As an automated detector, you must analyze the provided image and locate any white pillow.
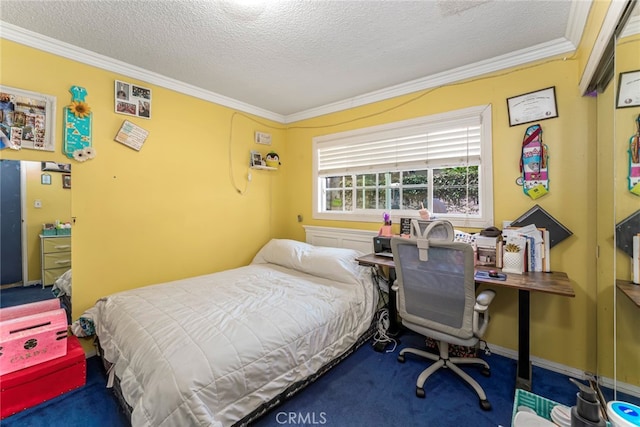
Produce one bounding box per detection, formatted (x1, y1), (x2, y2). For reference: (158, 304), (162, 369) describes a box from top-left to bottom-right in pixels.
(252, 239), (364, 285)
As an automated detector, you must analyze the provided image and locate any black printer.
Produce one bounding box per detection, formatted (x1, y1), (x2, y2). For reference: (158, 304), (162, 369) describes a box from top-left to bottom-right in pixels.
(373, 236), (393, 257)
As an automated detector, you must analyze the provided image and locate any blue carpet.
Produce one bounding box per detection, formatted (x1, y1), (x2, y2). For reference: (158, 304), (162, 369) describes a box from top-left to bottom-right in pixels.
(0, 285), (56, 308)
(2, 331), (638, 427)
(2, 357), (129, 427)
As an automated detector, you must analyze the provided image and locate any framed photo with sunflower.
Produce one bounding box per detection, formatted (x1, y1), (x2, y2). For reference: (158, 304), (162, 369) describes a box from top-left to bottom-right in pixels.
(114, 80), (151, 119)
(62, 174), (71, 189)
(0, 85), (57, 151)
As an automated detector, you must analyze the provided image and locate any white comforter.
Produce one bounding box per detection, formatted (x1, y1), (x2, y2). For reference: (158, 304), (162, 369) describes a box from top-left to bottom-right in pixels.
(94, 240), (377, 427)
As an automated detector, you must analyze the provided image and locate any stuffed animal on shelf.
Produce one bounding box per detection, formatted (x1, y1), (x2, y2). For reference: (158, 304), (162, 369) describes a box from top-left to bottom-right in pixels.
(265, 151), (280, 168)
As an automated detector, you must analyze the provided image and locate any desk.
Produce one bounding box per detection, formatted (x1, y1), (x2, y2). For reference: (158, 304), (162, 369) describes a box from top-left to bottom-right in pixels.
(617, 279), (640, 308)
(356, 253), (575, 391)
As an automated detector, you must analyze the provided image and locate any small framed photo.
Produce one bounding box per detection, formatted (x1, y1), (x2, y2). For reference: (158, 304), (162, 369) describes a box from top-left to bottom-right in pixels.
(506, 86), (558, 127)
(114, 80), (151, 119)
(41, 173), (51, 185)
(250, 150), (264, 167)
(62, 174), (71, 189)
(616, 70), (640, 108)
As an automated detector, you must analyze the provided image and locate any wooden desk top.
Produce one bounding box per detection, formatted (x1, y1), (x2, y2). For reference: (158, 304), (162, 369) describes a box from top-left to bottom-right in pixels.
(356, 253), (575, 298)
(617, 279), (640, 308)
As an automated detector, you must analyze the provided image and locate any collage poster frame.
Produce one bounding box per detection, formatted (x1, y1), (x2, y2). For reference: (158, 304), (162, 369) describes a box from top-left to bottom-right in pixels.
(0, 85), (57, 151)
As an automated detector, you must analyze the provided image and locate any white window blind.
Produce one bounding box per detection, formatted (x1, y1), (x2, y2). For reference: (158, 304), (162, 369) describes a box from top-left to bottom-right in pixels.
(317, 117), (481, 175)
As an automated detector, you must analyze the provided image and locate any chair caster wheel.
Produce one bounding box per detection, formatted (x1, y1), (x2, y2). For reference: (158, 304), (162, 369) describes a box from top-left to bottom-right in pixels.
(480, 399), (491, 411)
(397, 354), (405, 363)
(416, 387), (425, 398)
(481, 367), (491, 377)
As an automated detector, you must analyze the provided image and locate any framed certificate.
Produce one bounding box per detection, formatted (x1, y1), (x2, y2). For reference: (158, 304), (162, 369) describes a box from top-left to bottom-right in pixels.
(616, 70), (640, 108)
(506, 86), (558, 127)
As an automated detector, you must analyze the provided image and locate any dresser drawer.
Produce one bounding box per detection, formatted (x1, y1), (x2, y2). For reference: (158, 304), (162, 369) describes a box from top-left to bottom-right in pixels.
(43, 252), (71, 270)
(42, 237), (71, 254)
(43, 267), (69, 287)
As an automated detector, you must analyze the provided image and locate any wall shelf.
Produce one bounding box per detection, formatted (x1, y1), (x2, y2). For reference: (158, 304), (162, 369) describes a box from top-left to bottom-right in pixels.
(250, 165), (277, 171)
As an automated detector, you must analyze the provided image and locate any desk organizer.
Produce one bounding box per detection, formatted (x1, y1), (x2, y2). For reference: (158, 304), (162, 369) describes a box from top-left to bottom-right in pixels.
(512, 389), (611, 427)
(512, 389), (561, 425)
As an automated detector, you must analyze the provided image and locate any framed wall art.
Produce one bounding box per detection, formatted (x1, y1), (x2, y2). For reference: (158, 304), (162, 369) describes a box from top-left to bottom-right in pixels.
(506, 86), (558, 127)
(250, 151), (264, 167)
(62, 174), (71, 189)
(114, 80), (151, 119)
(616, 70), (640, 108)
(0, 85), (56, 151)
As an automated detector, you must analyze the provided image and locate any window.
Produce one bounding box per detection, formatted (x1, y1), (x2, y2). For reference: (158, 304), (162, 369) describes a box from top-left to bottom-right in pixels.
(312, 105), (493, 228)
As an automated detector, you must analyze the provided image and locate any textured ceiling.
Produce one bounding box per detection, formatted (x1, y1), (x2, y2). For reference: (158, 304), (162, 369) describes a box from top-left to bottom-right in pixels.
(0, 0), (579, 120)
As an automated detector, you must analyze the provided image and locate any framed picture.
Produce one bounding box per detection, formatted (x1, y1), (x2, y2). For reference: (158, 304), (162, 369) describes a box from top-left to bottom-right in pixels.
(62, 174), (71, 189)
(506, 86), (558, 127)
(41, 161), (71, 173)
(0, 85), (57, 151)
(616, 70), (640, 108)
(115, 80), (151, 119)
(41, 173), (51, 185)
(250, 150), (264, 167)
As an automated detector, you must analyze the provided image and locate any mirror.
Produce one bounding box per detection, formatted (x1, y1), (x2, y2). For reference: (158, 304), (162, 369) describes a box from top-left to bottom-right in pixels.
(0, 160), (71, 317)
(614, 0), (640, 402)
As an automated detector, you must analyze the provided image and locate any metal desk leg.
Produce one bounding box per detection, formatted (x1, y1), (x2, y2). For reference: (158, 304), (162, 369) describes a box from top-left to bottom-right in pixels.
(516, 289), (532, 391)
(387, 268), (401, 336)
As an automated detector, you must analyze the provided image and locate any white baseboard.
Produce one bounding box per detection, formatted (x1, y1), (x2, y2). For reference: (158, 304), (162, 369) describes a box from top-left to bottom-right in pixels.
(484, 342), (640, 399)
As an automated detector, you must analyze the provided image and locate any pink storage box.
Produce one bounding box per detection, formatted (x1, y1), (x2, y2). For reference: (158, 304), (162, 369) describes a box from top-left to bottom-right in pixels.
(0, 300), (68, 375)
(0, 299), (61, 322)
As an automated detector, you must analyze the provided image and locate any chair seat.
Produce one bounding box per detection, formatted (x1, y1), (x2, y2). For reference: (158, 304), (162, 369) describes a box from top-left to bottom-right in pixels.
(402, 319), (478, 348)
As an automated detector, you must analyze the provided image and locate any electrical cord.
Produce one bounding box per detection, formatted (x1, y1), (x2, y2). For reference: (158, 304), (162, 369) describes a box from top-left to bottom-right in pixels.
(372, 308), (397, 353)
(370, 267), (389, 307)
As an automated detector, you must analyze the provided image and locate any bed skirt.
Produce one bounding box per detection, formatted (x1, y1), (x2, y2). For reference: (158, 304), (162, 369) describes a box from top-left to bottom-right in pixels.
(93, 318), (377, 426)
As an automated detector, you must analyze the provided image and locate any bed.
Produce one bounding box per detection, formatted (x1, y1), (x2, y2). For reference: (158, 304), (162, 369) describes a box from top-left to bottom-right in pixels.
(92, 239), (378, 427)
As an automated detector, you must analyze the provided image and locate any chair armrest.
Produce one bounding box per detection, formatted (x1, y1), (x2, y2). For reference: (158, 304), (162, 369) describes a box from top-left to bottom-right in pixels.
(473, 290), (496, 337)
(474, 290), (496, 312)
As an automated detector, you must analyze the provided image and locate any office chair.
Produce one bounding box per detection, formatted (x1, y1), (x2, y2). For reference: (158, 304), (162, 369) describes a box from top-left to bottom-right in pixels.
(391, 237), (496, 410)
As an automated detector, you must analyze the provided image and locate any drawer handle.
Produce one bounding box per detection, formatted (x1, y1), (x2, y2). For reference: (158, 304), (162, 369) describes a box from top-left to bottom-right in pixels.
(55, 260), (71, 264)
(54, 245), (71, 249)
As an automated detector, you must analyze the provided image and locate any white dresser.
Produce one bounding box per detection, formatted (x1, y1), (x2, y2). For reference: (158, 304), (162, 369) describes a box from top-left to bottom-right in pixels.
(40, 235), (71, 288)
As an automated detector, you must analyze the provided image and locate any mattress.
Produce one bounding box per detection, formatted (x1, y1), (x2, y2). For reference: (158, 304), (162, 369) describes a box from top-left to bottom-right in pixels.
(93, 239), (377, 427)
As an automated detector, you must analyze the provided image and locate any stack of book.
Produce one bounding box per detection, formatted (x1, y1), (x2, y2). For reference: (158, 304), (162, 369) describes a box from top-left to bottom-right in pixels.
(502, 224), (551, 273)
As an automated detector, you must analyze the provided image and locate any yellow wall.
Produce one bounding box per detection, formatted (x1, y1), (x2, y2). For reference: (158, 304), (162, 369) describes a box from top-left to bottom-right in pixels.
(614, 32), (640, 387)
(0, 40), (287, 319)
(24, 161), (72, 281)
(0, 0), (634, 384)
(282, 57), (599, 373)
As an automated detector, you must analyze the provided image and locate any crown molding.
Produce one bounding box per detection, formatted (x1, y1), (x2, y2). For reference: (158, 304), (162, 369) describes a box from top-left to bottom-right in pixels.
(1, 20), (577, 125)
(0, 21), (286, 123)
(578, 0), (629, 95)
(620, 14), (640, 38)
(566, 0), (593, 47)
(284, 38), (576, 124)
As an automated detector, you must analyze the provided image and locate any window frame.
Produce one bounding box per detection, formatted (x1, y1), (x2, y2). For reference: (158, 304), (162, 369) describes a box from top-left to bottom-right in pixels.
(312, 105), (494, 229)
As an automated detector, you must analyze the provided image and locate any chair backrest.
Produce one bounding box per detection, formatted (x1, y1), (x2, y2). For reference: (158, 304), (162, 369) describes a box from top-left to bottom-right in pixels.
(391, 237), (476, 339)
(410, 219), (454, 242)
